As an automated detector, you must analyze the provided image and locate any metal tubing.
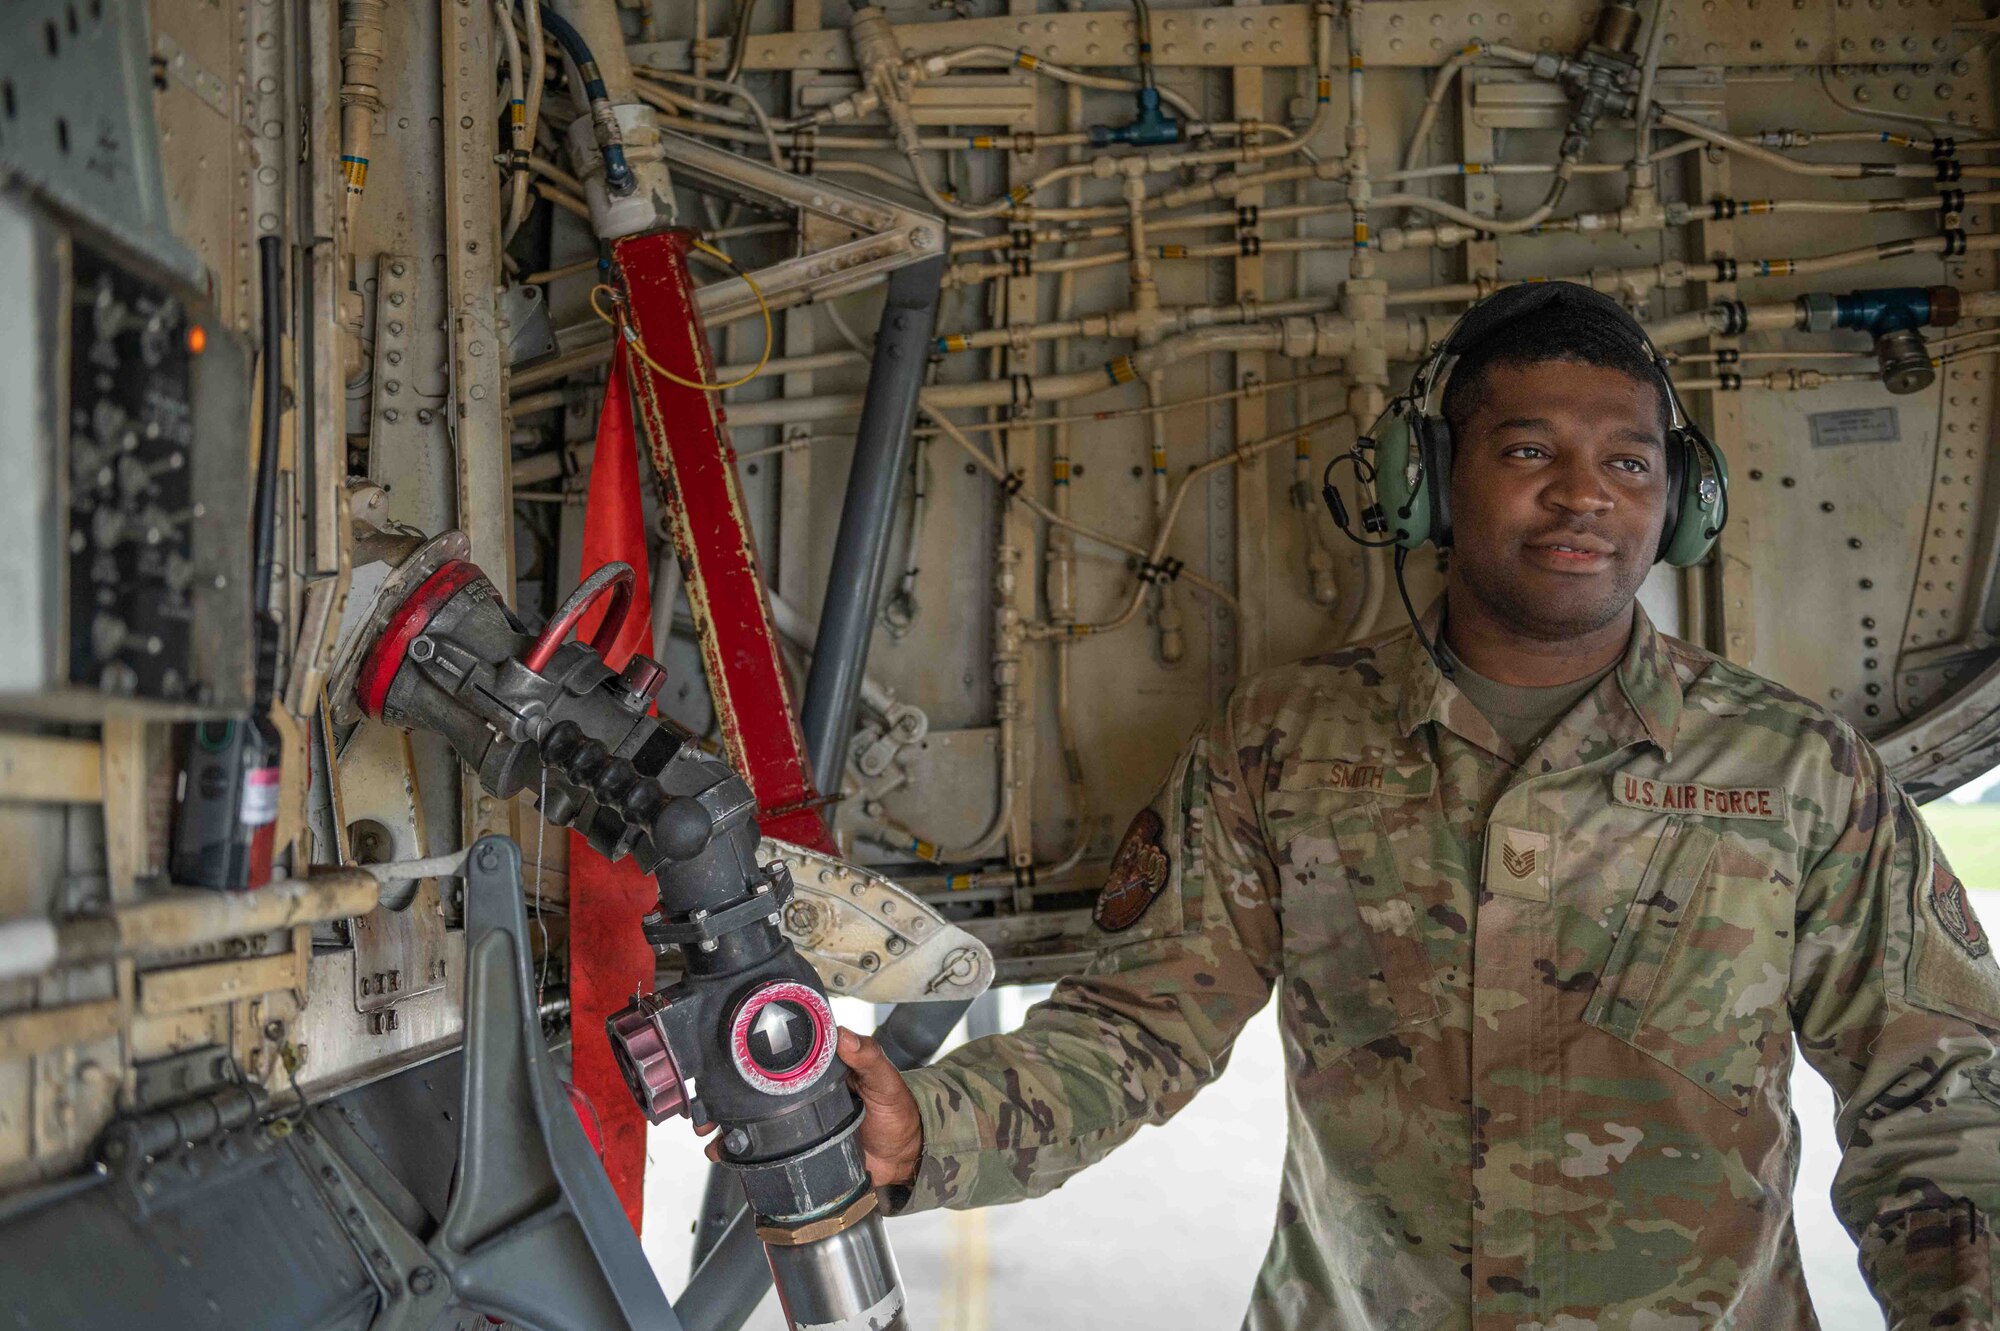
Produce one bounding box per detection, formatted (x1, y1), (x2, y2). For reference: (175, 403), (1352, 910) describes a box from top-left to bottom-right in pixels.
(0, 871), (381, 981)
(764, 1214), (906, 1331)
(798, 256), (946, 797)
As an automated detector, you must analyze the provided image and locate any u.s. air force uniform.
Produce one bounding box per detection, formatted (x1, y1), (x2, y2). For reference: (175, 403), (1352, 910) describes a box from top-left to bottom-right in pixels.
(889, 604), (2000, 1330)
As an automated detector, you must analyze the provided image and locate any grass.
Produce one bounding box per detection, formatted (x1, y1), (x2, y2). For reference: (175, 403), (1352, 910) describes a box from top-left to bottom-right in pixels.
(1919, 802), (2000, 892)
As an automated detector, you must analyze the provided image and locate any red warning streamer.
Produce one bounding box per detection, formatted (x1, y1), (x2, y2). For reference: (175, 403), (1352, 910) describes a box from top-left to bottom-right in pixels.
(567, 347), (661, 1234)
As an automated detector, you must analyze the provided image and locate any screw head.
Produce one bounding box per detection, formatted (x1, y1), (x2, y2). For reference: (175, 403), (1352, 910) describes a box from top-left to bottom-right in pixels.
(408, 1267), (438, 1296)
(724, 1129), (751, 1155)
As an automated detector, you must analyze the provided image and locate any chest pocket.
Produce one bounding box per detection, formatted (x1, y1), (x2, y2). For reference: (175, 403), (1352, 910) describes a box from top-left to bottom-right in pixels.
(1275, 765), (1442, 1068)
(1581, 818), (1792, 1113)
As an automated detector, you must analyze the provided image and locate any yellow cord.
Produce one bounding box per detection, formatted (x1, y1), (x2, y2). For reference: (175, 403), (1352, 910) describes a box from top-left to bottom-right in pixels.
(593, 238), (773, 392)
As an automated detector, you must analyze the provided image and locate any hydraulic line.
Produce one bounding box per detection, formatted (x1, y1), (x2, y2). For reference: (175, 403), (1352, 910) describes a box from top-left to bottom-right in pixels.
(538, 5), (636, 195)
(1629, 0), (1671, 184)
(722, 0), (759, 83)
(521, 0), (546, 176)
(872, 3), (1335, 221)
(337, 0), (385, 235)
(1371, 166), (1579, 235)
(1657, 110), (2000, 179)
(495, 0), (530, 240)
(251, 236), (286, 705)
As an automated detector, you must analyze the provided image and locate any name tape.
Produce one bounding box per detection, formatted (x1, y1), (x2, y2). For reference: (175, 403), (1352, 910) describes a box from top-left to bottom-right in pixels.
(1612, 774), (1785, 821)
(1282, 759), (1435, 797)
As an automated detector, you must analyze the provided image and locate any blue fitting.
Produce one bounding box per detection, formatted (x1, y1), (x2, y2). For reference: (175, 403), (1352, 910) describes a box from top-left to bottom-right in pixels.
(1088, 87), (1182, 148)
(603, 143), (637, 197)
(1832, 287), (1934, 335)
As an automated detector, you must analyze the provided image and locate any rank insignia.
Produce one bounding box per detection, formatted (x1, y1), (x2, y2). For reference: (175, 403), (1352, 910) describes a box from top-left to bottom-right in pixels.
(1093, 809), (1170, 933)
(1930, 863), (1990, 959)
(1482, 824), (1551, 902)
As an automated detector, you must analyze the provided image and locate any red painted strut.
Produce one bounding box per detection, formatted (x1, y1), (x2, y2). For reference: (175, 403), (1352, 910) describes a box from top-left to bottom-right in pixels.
(611, 228), (835, 854)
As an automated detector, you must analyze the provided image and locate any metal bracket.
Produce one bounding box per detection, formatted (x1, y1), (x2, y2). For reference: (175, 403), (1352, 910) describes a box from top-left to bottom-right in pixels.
(290, 1118), (454, 1331)
(337, 725), (449, 1012)
(658, 129), (946, 327)
(765, 838), (994, 1004)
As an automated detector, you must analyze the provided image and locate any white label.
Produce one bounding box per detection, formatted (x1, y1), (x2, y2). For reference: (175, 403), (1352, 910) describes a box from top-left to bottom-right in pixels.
(1809, 407), (1899, 447)
(240, 767), (281, 826)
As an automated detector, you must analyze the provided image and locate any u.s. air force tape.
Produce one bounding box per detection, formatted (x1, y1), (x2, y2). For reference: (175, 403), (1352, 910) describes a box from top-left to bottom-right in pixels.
(1611, 773), (1785, 821)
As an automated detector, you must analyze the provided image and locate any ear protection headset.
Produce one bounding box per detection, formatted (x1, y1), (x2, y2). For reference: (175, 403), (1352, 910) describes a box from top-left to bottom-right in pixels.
(1328, 281), (1730, 568)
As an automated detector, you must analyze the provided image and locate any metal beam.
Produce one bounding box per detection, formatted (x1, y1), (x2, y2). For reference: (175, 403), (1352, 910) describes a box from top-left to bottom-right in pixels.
(799, 257), (946, 797)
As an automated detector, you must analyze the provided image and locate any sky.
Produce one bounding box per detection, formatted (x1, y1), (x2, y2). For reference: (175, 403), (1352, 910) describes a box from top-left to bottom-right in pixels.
(1949, 764), (2000, 803)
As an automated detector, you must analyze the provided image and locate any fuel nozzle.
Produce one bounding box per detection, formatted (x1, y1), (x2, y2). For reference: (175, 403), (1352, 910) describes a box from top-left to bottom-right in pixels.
(349, 544), (910, 1331)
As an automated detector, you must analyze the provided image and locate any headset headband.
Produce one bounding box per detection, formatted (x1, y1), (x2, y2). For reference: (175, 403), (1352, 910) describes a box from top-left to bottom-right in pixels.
(1414, 282), (1696, 436)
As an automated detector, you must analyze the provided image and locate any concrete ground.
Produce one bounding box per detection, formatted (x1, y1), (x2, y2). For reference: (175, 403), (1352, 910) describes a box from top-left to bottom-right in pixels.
(644, 924), (1989, 1331)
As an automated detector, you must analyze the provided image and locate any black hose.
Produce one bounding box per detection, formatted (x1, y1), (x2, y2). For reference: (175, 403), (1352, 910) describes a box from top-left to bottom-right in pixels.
(1130, 0), (1157, 89)
(537, 5), (636, 196)
(722, 0), (759, 84)
(251, 234), (284, 708)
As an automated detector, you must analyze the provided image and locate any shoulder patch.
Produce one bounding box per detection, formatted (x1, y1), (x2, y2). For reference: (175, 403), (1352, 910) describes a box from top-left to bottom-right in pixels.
(1910, 849), (2000, 1029)
(1611, 772), (1785, 821)
(1928, 864), (1990, 959)
(1093, 809), (1170, 933)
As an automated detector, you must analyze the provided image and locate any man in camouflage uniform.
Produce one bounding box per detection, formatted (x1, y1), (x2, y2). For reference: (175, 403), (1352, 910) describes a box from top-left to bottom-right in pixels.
(834, 283), (2000, 1329)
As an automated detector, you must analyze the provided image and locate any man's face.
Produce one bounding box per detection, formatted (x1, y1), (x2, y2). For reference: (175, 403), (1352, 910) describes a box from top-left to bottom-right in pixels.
(1444, 359), (1669, 642)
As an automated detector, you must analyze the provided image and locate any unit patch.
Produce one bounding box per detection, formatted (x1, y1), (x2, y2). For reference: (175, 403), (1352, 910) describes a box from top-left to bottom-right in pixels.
(1483, 825), (1551, 902)
(1611, 773), (1785, 821)
(1093, 808), (1171, 933)
(1930, 864), (1990, 959)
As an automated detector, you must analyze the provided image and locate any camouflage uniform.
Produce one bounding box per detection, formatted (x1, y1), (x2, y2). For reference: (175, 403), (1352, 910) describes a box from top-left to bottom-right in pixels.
(892, 605), (2000, 1330)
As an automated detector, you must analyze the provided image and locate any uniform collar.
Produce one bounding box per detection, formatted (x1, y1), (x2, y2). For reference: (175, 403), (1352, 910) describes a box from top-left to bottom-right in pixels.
(1396, 598), (1683, 764)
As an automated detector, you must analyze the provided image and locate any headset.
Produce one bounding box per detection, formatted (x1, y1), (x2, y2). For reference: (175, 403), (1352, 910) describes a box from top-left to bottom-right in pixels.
(1321, 281), (1730, 673)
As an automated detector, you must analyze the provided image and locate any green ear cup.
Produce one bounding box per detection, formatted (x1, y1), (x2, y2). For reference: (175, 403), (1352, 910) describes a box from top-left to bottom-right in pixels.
(1371, 407), (1434, 551)
(1659, 434), (1729, 567)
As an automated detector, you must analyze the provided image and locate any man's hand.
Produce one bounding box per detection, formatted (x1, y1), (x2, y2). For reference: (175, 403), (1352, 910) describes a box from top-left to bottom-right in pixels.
(694, 1026), (924, 1190)
(839, 1027), (924, 1189)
